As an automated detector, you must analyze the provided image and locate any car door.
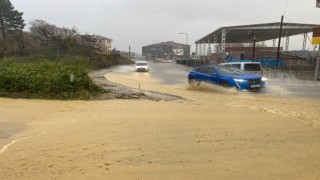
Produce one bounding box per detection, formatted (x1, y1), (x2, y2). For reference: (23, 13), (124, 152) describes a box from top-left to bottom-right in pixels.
(190, 67), (205, 82)
(205, 67), (220, 85)
(194, 67), (208, 82)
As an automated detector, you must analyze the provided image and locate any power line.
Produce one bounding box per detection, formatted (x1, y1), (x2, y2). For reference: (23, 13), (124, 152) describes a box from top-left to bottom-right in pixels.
(224, 0), (288, 35)
(201, 0), (292, 45)
(244, 0), (288, 24)
(283, 0), (290, 15)
(284, 16), (295, 23)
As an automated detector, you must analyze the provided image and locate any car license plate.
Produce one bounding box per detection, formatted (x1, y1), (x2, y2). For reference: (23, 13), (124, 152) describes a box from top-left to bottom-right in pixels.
(251, 84), (261, 88)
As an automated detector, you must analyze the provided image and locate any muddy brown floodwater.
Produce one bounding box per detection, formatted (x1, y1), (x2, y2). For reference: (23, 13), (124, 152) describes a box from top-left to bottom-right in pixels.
(0, 68), (320, 180)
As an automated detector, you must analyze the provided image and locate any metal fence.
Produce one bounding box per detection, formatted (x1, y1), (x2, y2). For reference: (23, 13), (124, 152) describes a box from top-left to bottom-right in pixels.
(176, 59), (206, 67)
(176, 59), (319, 80)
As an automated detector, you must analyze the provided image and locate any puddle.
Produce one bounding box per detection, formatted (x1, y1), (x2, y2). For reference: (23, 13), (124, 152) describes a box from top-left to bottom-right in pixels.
(0, 121), (25, 139)
(0, 121), (26, 153)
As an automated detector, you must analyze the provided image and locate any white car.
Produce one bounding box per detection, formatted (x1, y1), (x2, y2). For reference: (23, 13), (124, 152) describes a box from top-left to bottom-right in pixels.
(219, 62), (263, 75)
(135, 61), (149, 72)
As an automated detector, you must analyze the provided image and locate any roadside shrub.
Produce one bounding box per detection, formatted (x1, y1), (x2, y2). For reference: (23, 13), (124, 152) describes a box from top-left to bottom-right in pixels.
(2, 54), (134, 70)
(0, 60), (102, 99)
(85, 55), (133, 70)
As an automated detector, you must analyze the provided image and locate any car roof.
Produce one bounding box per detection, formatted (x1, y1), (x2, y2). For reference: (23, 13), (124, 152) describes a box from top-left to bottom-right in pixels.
(196, 66), (239, 70)
(197, 65), (233, 68)
(219, 62), (261, 64)
(135, 61), (148, 63)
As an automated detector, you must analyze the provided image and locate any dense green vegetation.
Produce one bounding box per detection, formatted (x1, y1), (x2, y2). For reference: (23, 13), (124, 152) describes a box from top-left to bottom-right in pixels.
(0, 0), (134, 100)
(0, 60), (105, 99)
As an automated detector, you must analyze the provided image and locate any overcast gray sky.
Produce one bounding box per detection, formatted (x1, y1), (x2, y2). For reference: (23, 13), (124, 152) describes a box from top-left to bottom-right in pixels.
(11, 0), (320, 53)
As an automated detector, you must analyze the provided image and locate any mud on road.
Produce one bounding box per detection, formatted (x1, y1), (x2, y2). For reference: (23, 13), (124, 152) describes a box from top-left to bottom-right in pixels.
(1, 64), (320, 180)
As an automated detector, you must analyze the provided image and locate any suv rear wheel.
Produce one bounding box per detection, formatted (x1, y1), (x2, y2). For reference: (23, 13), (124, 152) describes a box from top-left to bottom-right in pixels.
(220, 81), (230, 88)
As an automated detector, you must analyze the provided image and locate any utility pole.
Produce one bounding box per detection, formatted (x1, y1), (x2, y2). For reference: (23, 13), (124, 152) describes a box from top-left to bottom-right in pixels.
(152, 40), (160, 59)
(314, 57), (319, 81)
(276, 15), (284, 69)
(160, 42), (163, 59)
(314, 46), (320, 81)
(178, 33), (188, 45)
(129, 45), (131, 60)
(313, 2), (320, 80)
(253, 36), (256, 60)
(248, 31), (256, 60)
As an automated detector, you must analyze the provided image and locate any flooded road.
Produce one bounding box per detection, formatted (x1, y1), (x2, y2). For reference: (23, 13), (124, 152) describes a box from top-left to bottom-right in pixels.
(266, 78), (320, 100)
(113, 62), (320, 100)
(1, 62), (320, 179)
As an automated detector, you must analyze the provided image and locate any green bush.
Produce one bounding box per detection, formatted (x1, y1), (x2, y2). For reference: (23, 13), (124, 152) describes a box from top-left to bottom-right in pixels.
(0, 60), (103, 99)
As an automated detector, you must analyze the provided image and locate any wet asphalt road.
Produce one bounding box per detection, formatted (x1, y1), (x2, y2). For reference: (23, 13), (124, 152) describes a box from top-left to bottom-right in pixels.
(114, 62), (320, 100)
(149, 62), (188, 85)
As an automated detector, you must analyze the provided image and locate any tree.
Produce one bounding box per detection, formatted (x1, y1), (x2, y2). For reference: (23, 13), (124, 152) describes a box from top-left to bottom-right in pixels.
(29, 19), (57, 40)
(29, 20), (79, 46)
(29, 19), (97, 56)
(0, 0), (25, 40)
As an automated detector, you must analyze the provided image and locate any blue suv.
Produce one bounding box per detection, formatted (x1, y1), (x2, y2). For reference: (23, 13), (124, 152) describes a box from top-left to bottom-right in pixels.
(188, 66), (265, 91)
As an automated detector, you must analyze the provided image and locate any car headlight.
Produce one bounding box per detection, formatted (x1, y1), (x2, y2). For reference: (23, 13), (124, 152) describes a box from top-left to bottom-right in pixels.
(261, 77), (268, 81)
(234, 79), (247, 82)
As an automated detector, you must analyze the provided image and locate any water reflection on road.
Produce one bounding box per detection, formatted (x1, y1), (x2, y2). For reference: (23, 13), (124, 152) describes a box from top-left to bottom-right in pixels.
(111, 62), (320, 100)
(0, 121), (25, 153)
(263, 78), (320, 100)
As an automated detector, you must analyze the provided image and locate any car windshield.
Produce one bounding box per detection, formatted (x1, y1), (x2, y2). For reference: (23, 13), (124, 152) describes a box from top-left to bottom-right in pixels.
(136, 63), (147, 66)
(218, 67), (246, 75)
(244, 64), (261, 71)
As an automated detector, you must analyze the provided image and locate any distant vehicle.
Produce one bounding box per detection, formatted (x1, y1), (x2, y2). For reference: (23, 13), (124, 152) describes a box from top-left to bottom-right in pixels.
(188, 66), (266, 91)
(219, 62), (263, 75)
(135, 61), (149, 72)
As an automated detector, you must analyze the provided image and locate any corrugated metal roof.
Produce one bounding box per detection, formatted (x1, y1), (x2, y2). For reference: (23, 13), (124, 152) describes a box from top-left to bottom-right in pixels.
(196, 22), (320, 44)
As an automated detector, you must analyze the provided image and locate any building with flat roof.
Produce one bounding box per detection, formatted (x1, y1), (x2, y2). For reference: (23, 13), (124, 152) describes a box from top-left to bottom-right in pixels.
(142, 41), (190, 60)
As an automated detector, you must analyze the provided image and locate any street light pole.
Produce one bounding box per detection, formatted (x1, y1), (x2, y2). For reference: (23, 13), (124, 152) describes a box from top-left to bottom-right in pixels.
(253, 35), (256, 60)
(248, 31), (256, 60)
(161, 42), (163, 59)
(152, 40), (160, 59)
(129, 45), (131, 60)
(276, 15), (284, 69)
(178, 33), (188, 45)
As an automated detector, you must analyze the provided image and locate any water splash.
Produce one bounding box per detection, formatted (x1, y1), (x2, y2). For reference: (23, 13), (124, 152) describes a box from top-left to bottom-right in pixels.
(187, 82), (240, 94)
